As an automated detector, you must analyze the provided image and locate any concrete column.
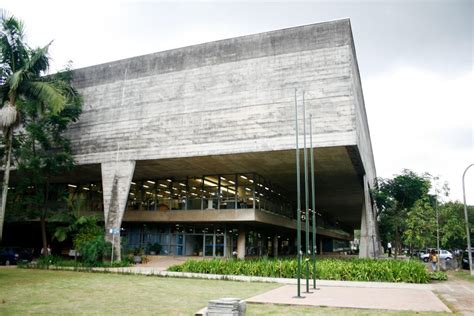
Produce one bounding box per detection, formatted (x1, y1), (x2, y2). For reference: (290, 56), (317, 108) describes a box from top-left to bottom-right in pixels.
(319, 239), (323, 255)
(273, 235), (279, 258)
(101, 160), (136, 261)
(359, 174), (379, 258)
(237, 229), (246, 259)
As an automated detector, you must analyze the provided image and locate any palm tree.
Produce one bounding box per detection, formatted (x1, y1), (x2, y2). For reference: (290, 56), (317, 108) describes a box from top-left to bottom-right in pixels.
(0, 11), (68, 242)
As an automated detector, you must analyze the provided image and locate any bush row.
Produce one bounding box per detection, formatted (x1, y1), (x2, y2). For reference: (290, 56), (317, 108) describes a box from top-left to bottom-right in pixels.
(168, 258), (433, 283)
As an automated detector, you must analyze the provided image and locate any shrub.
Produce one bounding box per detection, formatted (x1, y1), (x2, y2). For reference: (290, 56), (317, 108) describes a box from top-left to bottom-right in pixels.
(77, 235), (112, 266)
(168, 258), (432, 283)
(429, 271), (448, 281)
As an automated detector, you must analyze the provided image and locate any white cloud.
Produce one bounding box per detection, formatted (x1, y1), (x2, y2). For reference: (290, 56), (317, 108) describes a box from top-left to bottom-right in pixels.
(364, 68), (474, 203)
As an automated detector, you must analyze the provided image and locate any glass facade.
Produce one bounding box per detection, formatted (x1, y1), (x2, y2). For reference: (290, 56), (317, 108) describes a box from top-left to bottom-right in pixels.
(65, 172), (293, 219)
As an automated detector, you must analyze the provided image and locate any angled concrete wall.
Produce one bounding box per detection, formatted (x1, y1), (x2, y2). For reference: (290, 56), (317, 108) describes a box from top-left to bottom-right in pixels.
(68, 19), (361, 166)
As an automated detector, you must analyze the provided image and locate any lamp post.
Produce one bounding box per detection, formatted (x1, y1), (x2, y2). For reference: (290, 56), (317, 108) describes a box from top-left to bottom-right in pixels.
(294, 89), (303, 298)
(462, 164), (473, 276)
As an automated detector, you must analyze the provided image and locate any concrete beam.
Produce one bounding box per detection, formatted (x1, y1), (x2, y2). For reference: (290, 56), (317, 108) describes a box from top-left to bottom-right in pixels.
(101, 160), (136, 261)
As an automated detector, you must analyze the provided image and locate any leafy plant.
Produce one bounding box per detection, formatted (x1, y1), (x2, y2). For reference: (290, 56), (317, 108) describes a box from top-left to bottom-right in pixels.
(168, 258), (433, 283)
(429, 271), (448, 281)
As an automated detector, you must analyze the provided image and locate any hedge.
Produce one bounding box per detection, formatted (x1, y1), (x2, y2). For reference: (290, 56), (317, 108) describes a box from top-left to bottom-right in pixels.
(168, 258), (433, 283)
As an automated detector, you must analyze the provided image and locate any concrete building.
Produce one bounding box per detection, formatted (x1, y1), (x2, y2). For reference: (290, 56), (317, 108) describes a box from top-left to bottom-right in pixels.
(14, 19), (380, 259)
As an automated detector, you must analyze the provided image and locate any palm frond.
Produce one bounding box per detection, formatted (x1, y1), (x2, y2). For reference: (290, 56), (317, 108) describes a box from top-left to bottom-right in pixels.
(7, 68), (27, 95)
(0, 10), (28, 71)
(25, 42), (52, 76)
(22, 81), (66, 114)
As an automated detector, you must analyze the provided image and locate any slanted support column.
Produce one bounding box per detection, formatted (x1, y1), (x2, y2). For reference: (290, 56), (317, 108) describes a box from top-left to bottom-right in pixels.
(101, 160), (136, 261)
(359, 174), (379, 258)
(237, 229), (246, 259)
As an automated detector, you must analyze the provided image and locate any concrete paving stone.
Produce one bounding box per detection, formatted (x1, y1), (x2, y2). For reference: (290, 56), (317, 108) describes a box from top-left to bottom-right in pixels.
(247, 284), (451, 313)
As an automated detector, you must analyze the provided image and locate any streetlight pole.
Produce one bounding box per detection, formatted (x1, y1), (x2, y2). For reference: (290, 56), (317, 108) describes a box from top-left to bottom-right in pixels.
(462, 164), (473, 276)
(294, 89), (303, 297)
(302, 92), (311, 294)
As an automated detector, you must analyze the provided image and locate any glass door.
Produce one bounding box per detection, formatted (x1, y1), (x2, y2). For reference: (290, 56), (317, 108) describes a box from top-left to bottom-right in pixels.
(204, 235), (214, 256)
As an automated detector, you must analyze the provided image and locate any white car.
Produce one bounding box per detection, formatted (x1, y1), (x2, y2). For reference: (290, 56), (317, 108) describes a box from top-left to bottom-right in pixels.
(420, 249), (453, 262)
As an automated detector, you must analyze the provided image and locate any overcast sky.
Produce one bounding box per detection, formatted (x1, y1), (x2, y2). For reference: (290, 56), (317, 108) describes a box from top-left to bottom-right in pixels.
(3, 0), (473, 203)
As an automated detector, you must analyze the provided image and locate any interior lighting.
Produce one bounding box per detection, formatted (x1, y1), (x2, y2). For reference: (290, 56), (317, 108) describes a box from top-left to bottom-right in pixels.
(165, 191), (171, 194)
(157, 194), (163, 197)
(82, 187), (90, 191)
(166, 179), (172, 182)
(245, 187), (252, 192)
(68, 184), (77, 188)
(146, 180), (156, 184)
(179, 183), (186, 187)
(240, 175), (248, 180)
(221, 177), (227, 181)
(228, 180), (235, 185)
(249, 180), (254, 183)
(143, 185), (150, 188)
(131, 182), (136, 185)
(159, 183), (168, 188)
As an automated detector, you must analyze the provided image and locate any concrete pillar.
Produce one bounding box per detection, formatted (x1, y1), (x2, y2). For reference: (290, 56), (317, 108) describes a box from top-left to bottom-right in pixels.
(319, 239), (323, 255)
(237, 229), (246, 259)
(273, 235), (279, 258)
(101, 160), (136, 261)
(359, 174), (379, 258)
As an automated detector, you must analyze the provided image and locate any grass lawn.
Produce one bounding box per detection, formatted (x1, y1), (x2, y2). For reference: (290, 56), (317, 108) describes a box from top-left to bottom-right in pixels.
(448, 270), (474, 283)
(0, 268), (449, 315)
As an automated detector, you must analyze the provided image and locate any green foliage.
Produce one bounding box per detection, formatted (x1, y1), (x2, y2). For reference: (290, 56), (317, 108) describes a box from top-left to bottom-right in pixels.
(168, 258), (431, 283)
(373, 170), (433, 252)
(429, 271), (448, 281)
(29, 255), (131, 269)
(403, 198), (436, 250)
(439, 201), (473, 249)
(76, 235), (112, 266)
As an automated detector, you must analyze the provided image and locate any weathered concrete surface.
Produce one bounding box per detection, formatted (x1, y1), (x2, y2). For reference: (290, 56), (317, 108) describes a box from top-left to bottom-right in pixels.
(359, 174), (380, 258)
(101, 160), (135, 260)
(247, 284), (451, 313)
(68, 19), (374, 182)
(61, 19), (378, 254)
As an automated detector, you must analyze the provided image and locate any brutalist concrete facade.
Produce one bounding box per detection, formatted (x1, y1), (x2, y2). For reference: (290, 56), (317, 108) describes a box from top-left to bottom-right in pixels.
(66, 18), (379, 259)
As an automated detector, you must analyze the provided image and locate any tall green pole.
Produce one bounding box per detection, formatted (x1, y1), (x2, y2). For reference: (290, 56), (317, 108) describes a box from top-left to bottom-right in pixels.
(310, 114), (317, 289)
(303, 92), (311, 294)
(294, 89), (302, 298)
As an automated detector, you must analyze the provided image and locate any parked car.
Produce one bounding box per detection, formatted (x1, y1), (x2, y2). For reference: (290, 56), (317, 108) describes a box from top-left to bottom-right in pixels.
(0, 247), (34, 265)
(461, 249), (474, 270)
(420, 249), (453, 262)
(0, 247), (20, 265)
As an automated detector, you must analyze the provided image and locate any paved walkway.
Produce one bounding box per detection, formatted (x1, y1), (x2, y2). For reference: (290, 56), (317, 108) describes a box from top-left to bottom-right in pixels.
(433, 276), (474, 315)
(247, 284), (450, 313)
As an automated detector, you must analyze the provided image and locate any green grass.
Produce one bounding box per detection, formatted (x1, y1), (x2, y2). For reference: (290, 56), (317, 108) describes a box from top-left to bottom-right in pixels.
(169, 258), (432, 283)
(0, 267), (278, 315)
(448, 270), (474, 283)
(0, 268), (451, 315)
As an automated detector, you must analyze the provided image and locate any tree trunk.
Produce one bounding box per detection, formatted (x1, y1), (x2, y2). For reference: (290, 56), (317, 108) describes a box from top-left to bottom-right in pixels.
(0, 128), (13, 242)
(40, 216), (48, 256)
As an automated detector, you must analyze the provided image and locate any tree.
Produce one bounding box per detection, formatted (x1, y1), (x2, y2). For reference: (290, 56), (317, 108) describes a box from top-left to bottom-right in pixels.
(439, 201), (474, 250)
(373, 169), (431, 256)
(0, 11), (70, 242)
(9, 66), (81, 254)
(403, 198), (436, 251)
